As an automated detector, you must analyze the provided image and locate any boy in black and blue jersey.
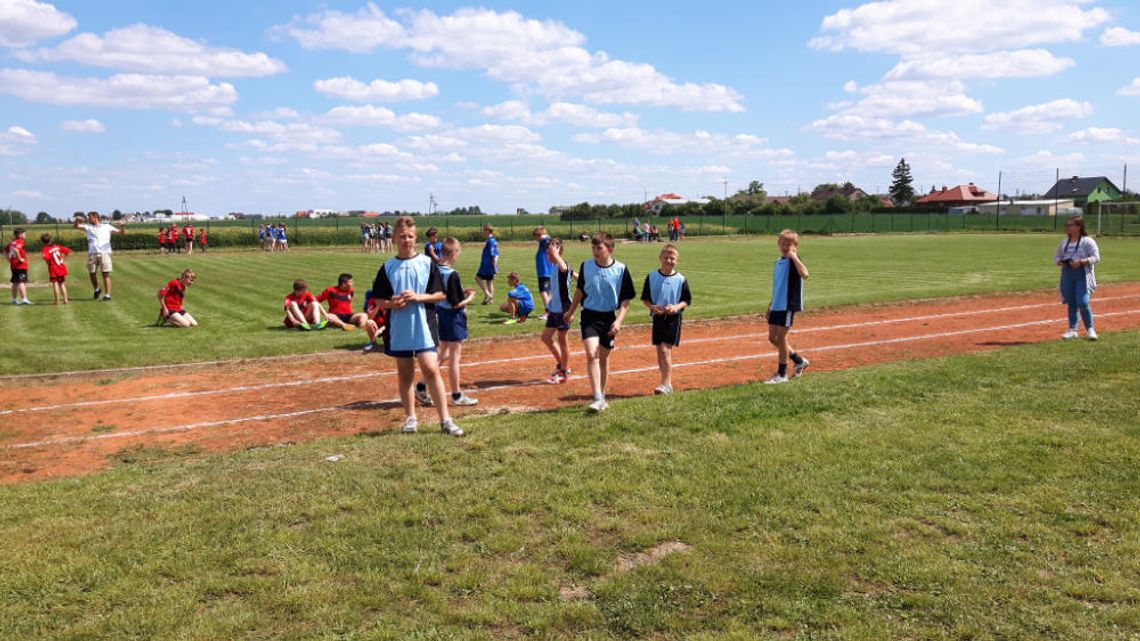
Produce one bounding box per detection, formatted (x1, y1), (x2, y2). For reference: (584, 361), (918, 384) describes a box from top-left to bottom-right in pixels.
(540, 237), (574, 384)
(764, 229), (810, 384)
(641, 244), (691, 395)
(564, 232), (636, 412)
(415, 237), (479, 407)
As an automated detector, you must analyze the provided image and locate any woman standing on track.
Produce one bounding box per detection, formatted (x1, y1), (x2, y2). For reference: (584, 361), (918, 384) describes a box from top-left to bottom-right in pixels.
(1054, 215), (1100, 341)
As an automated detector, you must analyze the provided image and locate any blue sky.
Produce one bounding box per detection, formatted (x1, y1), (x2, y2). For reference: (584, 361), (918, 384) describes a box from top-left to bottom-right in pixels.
(2, 0), (1139, 216)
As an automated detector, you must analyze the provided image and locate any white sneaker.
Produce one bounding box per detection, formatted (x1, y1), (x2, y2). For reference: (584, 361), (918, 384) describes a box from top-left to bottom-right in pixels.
(414, 382), (433, 406)
(1087, 328), (1098, 341)
(440, 418), (465, 437)
(402, 416), (418, 434)
(587, 399), (608, 412)
(653, 384), (673, 395)
(361, 342), (376, 353)
(764, 373), (789, 385)
(451, 393), (479, 406)
(539, 313), (548, 321)
(792, 357), (810, 378)
(1061, 329), (1078, 340)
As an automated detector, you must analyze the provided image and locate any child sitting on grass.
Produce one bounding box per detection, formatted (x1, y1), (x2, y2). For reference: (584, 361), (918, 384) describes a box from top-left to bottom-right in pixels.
(499, 272), (535, 324)
(283, 279), (327, 331)
(158, 269), (198, 328)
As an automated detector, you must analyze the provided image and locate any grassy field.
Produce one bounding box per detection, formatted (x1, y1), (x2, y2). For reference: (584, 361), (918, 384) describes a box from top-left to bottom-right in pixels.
(2, 234), (1139, 375)
(2, 329), (1138, 639)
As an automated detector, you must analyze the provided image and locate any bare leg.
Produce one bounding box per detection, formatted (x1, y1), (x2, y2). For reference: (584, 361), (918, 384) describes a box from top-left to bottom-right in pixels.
(598, 346), (611, 394)
(657, 344), (672, 387)
(396, 358), (417, 420)
(417, 351), (452, 423)
(584, 337), (603, 400)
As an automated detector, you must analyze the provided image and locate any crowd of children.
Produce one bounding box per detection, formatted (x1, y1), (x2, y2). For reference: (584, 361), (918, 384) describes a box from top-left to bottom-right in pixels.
(157, 225), (207, 255)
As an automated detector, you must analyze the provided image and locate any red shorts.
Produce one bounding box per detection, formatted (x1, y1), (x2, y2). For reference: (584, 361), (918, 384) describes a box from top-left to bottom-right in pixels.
(50, 275), (67, 283)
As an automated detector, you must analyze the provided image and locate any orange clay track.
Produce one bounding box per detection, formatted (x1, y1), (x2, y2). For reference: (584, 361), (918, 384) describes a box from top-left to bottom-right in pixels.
(3, 282), (1140, 485)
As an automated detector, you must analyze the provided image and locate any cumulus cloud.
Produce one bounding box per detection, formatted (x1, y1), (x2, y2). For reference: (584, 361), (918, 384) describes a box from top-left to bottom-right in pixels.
(981, 99), (1093, 133)
(276, 6), (743, 112)
(481, 100), (638, 128)
(0, 69), (238, 112)
(193, 115), (341, 149)
(884, 49), (1074, 80)
(314, 76), (438, 102)
(1067, 127), (1140, 145)
(1101, 27), (1140, 46)
(836, 80), (983, 119)
(0, 125), (37, 156)
(60, 119), (106, 133)
(18, 24), (286, 76)
(0, 0), (76, 47)
(807, 114), (1003, 153)
(575, 127), (791, 159)
(1119, 78), (1140, 96)
(323, 105), (441, 131)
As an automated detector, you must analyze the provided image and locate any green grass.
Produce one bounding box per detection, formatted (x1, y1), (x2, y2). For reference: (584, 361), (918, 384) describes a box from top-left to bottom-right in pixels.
(2, 330), (1138, 639)
(2, 234), (1139, 375)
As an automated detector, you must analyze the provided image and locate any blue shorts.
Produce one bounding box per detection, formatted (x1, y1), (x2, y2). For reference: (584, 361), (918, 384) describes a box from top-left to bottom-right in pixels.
(537, 277), (551, 293)
(437, 308), (468, 342)
(517, 304), (534, 320)
(385, 346), (438, 359)
(768, 310), (796, 328)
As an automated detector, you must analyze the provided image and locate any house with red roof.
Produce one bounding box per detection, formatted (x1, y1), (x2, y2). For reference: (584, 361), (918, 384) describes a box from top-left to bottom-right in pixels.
(914, 183), (998, 208)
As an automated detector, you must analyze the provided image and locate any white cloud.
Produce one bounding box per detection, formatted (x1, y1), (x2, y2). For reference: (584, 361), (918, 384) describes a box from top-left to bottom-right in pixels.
(193, 116), (341, 148)
(19, 24), (286, 76)
(838, 80), (983, 119)
(982, 99), (1093, 133)
(1020, 150), (1086, 167)
(0, 69), (238, 112)
(843, 80), (858, 93)
(277, 6), (743, 112)
(323, 105), (441, 131)
(885, 49), (1074, 80)
(807, 114), (1003, 153)
(1119, 78), (1140, 96)
(60, 119), (106, 133)
(481, 100), (638, 128)
(0, 125), (37, 156)
(314, 76), (438, 102)
(1101, 27), (1140, 46)
(575, 127), (791, 159)
(481, 100), (531, 121)
(12, 190), (44, 198)
(1066, 127), (1140, 145)
(0, 0), (76, 47)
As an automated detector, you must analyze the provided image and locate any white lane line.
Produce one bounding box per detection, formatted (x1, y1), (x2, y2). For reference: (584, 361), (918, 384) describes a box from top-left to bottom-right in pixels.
(8, 308), (1138, 450)
(4, 292), (1138, 382)
(6, 293), (1140, 416)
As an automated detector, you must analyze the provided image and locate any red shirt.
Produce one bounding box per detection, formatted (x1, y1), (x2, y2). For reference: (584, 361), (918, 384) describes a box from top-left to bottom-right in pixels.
(284, 291), (316, 311)
(6, 238), (28, 270)
(198, 230), (207, 243)
(317, 286), (354, 315)
(168, 227), (179, 242)
(157, 231), (166, 245)
(40, 244), (71, 278)
(184, 225), (194, 239)
(160, 279), (186, 312)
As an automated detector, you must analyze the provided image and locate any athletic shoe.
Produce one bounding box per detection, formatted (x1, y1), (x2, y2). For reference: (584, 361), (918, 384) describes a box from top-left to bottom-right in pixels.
(1087, 329), (1098, 341)
(402, 416), (418, 434)
(342, 324), (356, 331)
(93, 288), (101, 300)
(547, 368), (563, 384)
(792, 357), (811, 378)
(440, 418), (465, 437)
(764, 373), (789, 385)
(414, 382), (433, 406)
(451, 393), (479, 406)
(539, 313), (548, 321)
(558, 368), (572, 383)
(653, 384), (673, 395)
(587, 399), (608, 413)
(1061, 329), (1078, 340)
(101, 295), (111, 301)
(315, 320), (328, 330)
(21, 299), (33, 305)
(503, 318), (518, 325)
(299, 322), (312, 331)
(10, 300), (17, 305)
(361, 342), (375, 353)
(482, 297), (493, 305)
(517, 316), (527, 324)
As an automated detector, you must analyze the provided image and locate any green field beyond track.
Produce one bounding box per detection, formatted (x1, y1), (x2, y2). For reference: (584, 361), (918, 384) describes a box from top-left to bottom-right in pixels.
(2, 329), (1138, 639)
(1, 234), (1138, 374)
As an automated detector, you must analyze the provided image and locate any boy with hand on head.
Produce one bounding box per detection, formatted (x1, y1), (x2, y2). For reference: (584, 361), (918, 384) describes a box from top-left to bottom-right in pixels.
(499, 272), (535, 324)
(372, 216), (465, 437)
(318, 273), (376, 334)
(564, 232), (636, 412)
(159, 269), (198, 328)
(40, 233), (71, 305)
(6, 228), (31, 305)
(540, 237), (574, 384)
(642, 244), (691, 395)
(415, 237), (479, 407)
(283, 279), (328, 331)
(764, 229), (810, 384)
(475, 224), (498, 304)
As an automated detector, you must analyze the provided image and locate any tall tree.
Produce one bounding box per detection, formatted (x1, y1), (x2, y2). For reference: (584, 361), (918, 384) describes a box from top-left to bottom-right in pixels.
(889, 158), (915, 205)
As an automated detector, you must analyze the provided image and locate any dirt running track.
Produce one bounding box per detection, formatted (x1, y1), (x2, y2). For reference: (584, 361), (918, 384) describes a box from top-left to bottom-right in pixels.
(4, 283), (1140, 484)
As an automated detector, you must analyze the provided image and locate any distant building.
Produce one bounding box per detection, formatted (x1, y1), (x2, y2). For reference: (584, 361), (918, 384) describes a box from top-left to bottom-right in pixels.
(914, 183), (998, 208)
(1042, 176), (1122, 206)
(810, 182), (869, 202)
(643, 193), (711, 214)
(972, 199), (1081, 216)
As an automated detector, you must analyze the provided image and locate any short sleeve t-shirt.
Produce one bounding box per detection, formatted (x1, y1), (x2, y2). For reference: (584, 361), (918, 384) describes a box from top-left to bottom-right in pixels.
(577, 259), (636, 312)
(769, 257), (804, 313)
(508, 283), (535, 316)
(82, 224), (115, 254)
(641, 270), (691, 315)
(161, 279), (186, 312)
(284, 291), (317, 312)
(535, 236), (553, 278)
(372, 253), (444, 351)
(6, 238), (28, 270)
(479, 236), (499, 276)
(41, 244), (71, 278)
(317, 286), (354, 315)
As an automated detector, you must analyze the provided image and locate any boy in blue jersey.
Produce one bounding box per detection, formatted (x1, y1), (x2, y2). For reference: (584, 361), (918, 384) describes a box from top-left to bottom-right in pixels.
(424, 227), (443, 264)
(371, 216), (465, 436)
(764, 229), (810, 384)
(500, 272), (535, 324)
(540, 237), (574, 384)
(415, 237), (479, 407)
(564, 232), (637, 412)
(475, 224), (499, 305)
(533, 226), (554, 319)
(641, 244), (691, 395)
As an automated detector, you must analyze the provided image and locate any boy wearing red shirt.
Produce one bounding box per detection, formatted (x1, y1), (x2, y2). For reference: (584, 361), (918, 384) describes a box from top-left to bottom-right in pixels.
(284, 279), (327, 330)
(157, 227), (167, 254)
(167, 225), (180, 253)
(198, 229), (207, 253)
(184, 224), (195, 254)
(318, 273), (376, 332)
(6, 227), (31, 305)
(159, 269), (198, 327)
(40, 233), (71, 305)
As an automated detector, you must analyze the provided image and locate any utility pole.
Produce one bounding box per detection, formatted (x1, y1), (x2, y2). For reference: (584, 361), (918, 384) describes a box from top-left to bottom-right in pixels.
(722, 179), (728, 235)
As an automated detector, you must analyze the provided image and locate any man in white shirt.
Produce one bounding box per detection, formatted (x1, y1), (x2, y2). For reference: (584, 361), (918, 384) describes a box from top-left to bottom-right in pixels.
(73, 212), (126, 301)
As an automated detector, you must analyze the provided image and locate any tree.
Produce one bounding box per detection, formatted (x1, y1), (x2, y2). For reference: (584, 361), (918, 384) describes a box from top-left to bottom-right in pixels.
(889, 158), (915, 205)
(743, 180), (766, 197)
(112, 209), (123, 221)
(35, 211), (54, 224)
(0, 209), (27, 225)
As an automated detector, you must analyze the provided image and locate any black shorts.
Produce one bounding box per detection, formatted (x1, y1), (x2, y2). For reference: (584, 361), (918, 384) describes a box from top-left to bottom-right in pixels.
(652, 314), (683, 346)
(768, 310), (796, 328)
(580, 308), (617, 350)
(537, 277), (551, 293)
(544, 311), (570, 331)
(10, 269), (28, 284)
(476, 271), (495, 281)
(335, 313), (356, 324)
